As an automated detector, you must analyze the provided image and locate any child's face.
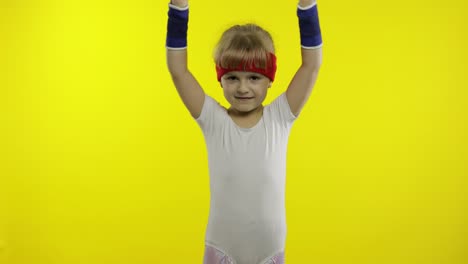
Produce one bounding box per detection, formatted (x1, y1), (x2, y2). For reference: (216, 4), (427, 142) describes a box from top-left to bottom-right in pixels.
(220, 71), (271, 114)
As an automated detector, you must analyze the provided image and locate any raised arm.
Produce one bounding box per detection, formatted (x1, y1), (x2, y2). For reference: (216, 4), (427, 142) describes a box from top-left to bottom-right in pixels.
(285, 0), (323, 117)
(166, 0), (205, 119)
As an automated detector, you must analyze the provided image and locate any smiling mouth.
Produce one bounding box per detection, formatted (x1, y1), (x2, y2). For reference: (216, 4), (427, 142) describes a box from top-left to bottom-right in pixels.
(236, 97), (253, 99)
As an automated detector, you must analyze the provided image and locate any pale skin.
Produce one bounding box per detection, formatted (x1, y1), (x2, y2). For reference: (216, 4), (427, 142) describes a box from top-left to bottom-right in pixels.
(166, 0), (322, 127)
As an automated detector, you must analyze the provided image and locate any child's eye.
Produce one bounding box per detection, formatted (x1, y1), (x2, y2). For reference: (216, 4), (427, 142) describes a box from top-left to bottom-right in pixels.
(250, 75), (261, 80)
(226, 76), (238, 80)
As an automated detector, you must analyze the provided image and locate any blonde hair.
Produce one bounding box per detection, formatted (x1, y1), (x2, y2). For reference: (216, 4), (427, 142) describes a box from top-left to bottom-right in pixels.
(214, 24), (275, 70)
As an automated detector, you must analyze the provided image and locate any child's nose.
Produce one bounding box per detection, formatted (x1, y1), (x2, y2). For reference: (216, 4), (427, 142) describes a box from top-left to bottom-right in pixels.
(238, 79), (249, 91)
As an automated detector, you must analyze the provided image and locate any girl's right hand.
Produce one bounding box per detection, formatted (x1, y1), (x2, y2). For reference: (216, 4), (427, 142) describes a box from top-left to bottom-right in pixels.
(170, 0), (188, 8)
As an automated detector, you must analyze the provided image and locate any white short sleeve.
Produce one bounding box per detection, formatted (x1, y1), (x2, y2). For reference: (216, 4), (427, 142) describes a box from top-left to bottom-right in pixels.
(194, 94), (225, 136)
(267, 92), (298, 129)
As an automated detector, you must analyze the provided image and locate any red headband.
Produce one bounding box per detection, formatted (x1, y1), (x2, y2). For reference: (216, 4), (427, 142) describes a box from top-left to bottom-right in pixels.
(216, 53), (277, 82)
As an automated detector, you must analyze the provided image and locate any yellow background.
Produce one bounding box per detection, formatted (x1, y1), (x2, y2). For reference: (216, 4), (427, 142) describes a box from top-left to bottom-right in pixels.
(1, 0), (467, 263)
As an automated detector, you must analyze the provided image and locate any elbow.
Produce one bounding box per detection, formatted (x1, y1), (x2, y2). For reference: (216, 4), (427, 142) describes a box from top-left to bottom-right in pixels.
(301, 60), (322, 74)
(167, 63), (189, 80)
(167, 67), (190, 82)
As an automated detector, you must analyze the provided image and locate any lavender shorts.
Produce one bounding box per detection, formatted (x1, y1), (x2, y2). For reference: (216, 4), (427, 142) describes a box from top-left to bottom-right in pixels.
(203, 244), (285, 264)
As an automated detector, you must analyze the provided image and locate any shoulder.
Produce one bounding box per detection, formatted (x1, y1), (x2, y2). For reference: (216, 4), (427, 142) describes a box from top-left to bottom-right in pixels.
(202, 94), (226, 111)
(264, 92), (298, 125)
(195, 93), (227, 124)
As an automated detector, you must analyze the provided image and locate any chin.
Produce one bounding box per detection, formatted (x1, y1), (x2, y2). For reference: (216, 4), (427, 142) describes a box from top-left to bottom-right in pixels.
(239, 104), (259, 112)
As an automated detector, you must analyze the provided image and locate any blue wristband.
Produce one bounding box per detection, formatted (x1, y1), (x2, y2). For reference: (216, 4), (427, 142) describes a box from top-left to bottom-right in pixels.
(298, 3), (322, 48)
(166, 4), (189, 49)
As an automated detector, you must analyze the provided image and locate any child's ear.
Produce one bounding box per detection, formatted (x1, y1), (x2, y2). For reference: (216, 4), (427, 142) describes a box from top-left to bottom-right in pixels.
(268, 82), (272, 88)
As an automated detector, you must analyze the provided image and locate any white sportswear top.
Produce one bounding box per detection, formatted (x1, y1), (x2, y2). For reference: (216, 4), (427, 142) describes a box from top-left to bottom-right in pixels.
(195, 92), (298, 264)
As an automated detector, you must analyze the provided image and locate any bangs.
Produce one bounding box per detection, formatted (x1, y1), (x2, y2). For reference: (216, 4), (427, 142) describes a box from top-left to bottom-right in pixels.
(215, 30), (273, 70)
(218, 48), (270, 70)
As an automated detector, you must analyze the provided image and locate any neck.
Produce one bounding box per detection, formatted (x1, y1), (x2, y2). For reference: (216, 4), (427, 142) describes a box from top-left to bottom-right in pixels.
(228, 105), (263, 118)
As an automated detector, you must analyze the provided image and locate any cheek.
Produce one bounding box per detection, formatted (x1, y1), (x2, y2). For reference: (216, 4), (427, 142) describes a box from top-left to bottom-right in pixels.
(256, 83), (270, 93)
(223, 87), (235, 98)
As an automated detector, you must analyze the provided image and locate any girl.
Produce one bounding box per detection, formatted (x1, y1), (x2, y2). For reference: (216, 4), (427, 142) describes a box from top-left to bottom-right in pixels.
(166, 0), (322, 263)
